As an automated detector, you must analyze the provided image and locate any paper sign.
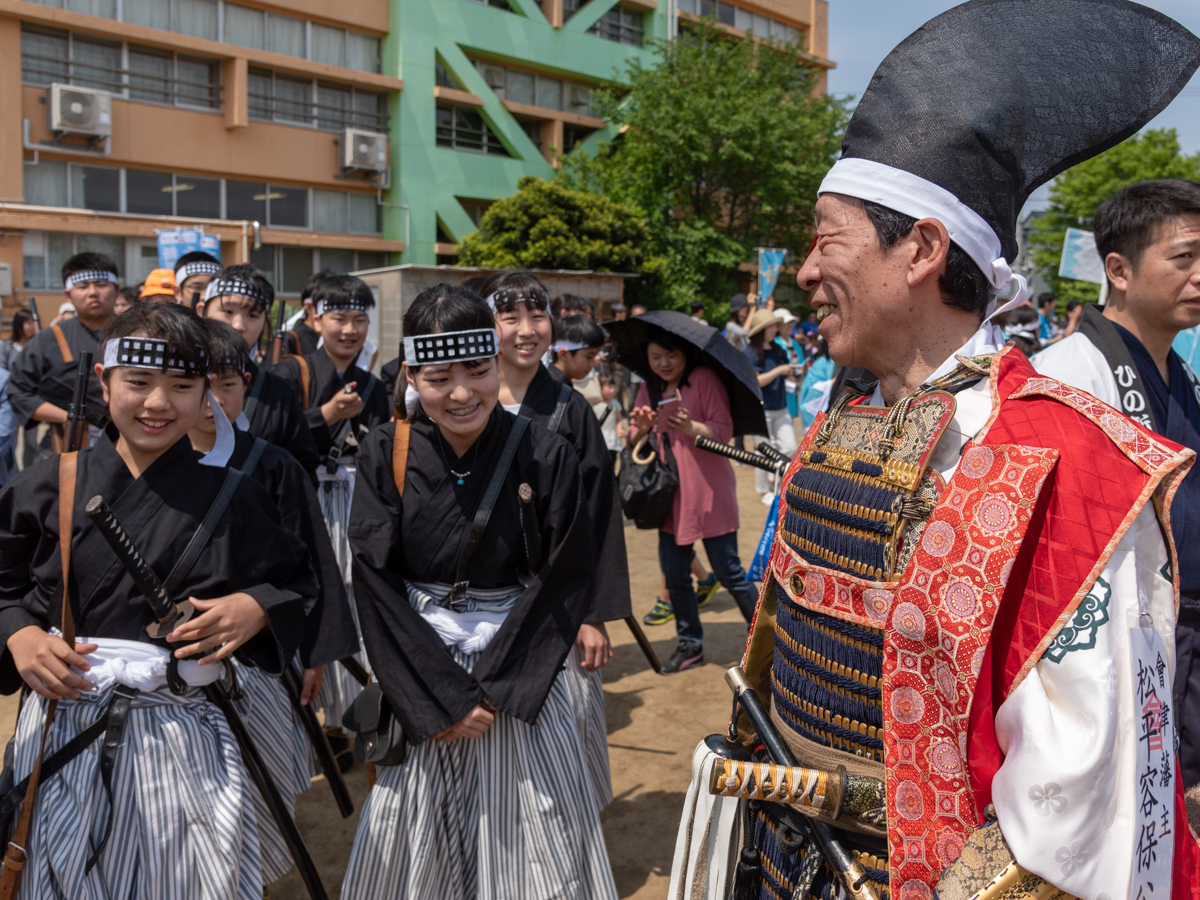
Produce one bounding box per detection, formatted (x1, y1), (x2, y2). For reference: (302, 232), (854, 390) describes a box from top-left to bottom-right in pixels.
(1130, 624), (1175, 898)
(1059, 228), (1105, 285)
(157, 229), (221, 270)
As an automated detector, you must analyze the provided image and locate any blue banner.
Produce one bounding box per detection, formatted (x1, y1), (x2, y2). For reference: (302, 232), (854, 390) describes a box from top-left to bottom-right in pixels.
(758, 249), (786, 300)
(1175, 326), (1200, 369)
(157, 229), (221, 270)
(746, 493), (779, 582)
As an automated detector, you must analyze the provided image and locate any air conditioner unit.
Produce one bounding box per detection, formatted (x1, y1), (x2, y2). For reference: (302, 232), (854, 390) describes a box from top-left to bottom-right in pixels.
(48, 83), (112, 138)
(342, 128), (388, 173)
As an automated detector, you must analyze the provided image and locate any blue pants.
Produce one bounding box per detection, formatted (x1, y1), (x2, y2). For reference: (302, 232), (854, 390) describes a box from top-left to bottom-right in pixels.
(659, 530), (759, 646)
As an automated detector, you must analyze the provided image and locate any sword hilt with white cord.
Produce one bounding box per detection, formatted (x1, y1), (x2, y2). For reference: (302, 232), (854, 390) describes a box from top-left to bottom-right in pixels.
(694, 436), (783, 474)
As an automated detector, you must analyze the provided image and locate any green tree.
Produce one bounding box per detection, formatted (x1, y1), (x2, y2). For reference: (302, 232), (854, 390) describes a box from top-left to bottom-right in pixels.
(457, 175), (652, 272)
(561, 19), (850, 317)
(1029, 129), (1200, 303)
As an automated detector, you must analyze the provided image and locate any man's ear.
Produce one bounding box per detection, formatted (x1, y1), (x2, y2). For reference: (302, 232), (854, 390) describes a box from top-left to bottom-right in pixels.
(1105, 252), (1134, 295)
(95, 365), (110, 404)
(907, 218), (952, 289)
(312, 316), (324, 337)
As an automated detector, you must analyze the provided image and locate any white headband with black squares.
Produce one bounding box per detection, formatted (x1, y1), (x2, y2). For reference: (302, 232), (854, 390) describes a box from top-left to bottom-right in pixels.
(102, 337), (208, 377)
(203, 277), (271, 307)
(65, 270), (118, 290)
(403, 328), (499, 366)
(177, 261), (221, 282)
(315, 297), (371, 316)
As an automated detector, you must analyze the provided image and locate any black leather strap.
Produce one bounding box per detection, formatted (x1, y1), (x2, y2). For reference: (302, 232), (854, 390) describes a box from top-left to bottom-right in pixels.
(450, 416), (530, 602)
(242, 365), (267, 425)
(163, 467), (244, 594)
(325, 373), (379, 474)
(548, 382), (572, 434)
(85, 684), (138, 872)
(241, 437), (269, 477)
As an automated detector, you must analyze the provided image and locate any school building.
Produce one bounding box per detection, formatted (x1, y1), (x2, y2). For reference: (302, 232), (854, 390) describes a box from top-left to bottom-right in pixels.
(0, 0), (832, 318)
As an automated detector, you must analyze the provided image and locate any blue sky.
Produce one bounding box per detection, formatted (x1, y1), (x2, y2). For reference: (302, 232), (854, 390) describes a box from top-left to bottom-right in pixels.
(826, 0), (1200, 210)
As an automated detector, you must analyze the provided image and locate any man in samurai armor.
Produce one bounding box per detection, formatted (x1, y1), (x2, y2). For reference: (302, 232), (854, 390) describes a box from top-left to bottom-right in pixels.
(669, 2), (1200, 899)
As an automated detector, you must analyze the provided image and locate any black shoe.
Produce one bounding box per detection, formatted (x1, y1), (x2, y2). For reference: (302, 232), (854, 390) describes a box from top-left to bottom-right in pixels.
(661, 642), (704, 674)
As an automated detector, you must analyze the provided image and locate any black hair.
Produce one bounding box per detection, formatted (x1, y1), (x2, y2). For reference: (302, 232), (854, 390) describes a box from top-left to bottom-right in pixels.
(690, 299), (706, 315)
(1095, 179), (1200, 274)
(301, 268), (338, 302)
(10, 309), (34, 342)
(209, 264), (274, 312)
(861, 200), (991, 321)
(1036, 291), (1057, 308)
(203, 318), (250, 376)
(312, 274), (375, 312)
(479, 270), (550, 314)
(62, 251), (120, 283)
(1005, 303), (1042, 356)
(645, 329), (701, 392)
(1065, 299), (1082, 312)
(102, 302), (210, 382)
(554, 314), (605, 352)
(173, 251), (221, 274)
(558, 294), (593, 316)
(398, 282), (496, 413)
(118, 285), (141, 305)
(460, 275), (490, 295)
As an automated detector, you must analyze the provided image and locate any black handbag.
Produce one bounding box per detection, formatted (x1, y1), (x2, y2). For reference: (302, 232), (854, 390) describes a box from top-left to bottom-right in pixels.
(341, 683), (409, 766)
(618, 381), (679, 529)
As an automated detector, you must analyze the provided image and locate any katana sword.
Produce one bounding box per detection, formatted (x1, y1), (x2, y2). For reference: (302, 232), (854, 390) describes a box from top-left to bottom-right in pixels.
(694, 436), (781, 474)
(724, 666), (881, 900)
(280, 664), (354, 819)
(755, 441), (788, 464)
(83, 500), (330, 900)
(64, 352), (93, 453)
(707, 758), (884, 823)
(85, 496), (196, 638)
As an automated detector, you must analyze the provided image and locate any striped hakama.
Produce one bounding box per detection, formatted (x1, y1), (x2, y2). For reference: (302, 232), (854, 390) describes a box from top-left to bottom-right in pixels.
(315, 467), (368, 726)
(564, 643), (613, 811)
(231, 662), (314, 883)
(10, 687), (266, 900)
(341, 583), (618, 900)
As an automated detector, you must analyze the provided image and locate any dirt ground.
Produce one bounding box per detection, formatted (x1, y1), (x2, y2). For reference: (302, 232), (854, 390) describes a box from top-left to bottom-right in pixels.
(0, 465), (772, 900)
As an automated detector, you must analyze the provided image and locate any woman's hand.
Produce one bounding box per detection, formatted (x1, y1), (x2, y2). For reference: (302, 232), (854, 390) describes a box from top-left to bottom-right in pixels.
(431, 703), (496, 742)
(301, 665), (325, 704)
(167, 593), (269, 665)
(664, 402), (713, 440)
(628, 405), (657, 443)
(575, 623), (613, 671)
(7, 627), (98, 700)
(758, 364), (792, 387)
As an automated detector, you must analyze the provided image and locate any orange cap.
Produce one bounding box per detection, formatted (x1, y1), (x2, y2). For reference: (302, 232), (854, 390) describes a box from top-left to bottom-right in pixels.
(139, 268), (178, 300)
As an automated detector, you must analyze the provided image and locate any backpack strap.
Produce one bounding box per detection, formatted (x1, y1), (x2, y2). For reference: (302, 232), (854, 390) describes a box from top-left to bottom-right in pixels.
(50, 325), (72, 364)
(241, 438), (269, 478)
(392, 420), (411, 497)
(449, 416), (530, 603)
(0, 452), (77, 896)
(548, 382), (572, 434)
(283, 355), (310, 412)
(242, 366), (268, 425)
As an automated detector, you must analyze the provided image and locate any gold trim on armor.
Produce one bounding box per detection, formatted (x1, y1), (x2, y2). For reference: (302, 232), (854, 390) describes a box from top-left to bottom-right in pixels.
(779, 526), (887, 581)
(799, 447), (922, 491)
(775, 622), (881, 689)
(787, 482), (901, 526)
(773, 674), (883, 761)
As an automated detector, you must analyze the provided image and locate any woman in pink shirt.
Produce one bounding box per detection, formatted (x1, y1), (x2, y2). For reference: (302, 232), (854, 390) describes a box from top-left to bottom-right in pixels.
(627, 332), (759, 673)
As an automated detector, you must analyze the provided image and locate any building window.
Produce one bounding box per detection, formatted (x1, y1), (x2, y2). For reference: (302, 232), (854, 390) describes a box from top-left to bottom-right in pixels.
(23, 231), (124, 290)
(248, 247), (387, 296)
(21, 26), (220, 110)
(589, 7), (643, 46)
(458, 198), (493, 229)
(224, 4), (381, 73)
(562, 123), (597, 152)
(463, 0), (515, 11)
(23, 0), (116, 19)
(124, 0), (219, 41)
(436, 105), (508, 156)
(678, 0), (802, 42)
(562, 0), (586, 15)
(70, 165), (120, 212)
(435, 60), (460, 90)
(471, 60), (592, 116)
(249, 69), (388, 133)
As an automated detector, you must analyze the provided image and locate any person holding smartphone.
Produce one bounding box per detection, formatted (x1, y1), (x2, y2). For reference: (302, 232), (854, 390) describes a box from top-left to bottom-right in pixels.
(626, 329), (759, 674)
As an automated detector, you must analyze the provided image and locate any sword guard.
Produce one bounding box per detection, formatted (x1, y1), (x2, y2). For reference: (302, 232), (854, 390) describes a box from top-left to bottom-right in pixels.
(145, 600), (196, 639)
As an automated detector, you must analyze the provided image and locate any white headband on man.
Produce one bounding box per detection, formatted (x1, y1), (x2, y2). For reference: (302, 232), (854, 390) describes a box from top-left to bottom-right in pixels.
(203, 278), (272, 307)
(65, 270), (118, 290)
(551, 341), (588, 354)
(102, 337), (208, 377)
(818, 157), (1029, 320)
(176, 261), (221, 282)
(403, 328), (499, 366)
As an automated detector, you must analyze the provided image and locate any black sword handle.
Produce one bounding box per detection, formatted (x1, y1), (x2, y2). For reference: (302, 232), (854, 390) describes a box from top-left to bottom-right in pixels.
(755, 441), (787, 464)
(624, 616), (662, 674)
(85, 496), (176, 622)
(280, 664), (354, 819)
(65, 352), (93, 454)
(724, 667), (880, 900)
(27, 296), (41, 328)
(205, 682), (330, 900)
(694, 436), (779, 473)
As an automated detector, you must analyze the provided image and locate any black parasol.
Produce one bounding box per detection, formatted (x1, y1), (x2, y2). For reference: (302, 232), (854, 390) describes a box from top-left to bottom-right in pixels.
(605, 310), (767, 437)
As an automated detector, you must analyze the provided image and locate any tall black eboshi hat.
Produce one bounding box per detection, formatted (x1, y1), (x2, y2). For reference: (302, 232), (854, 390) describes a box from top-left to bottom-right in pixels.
(819, 0), (1200, 317)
